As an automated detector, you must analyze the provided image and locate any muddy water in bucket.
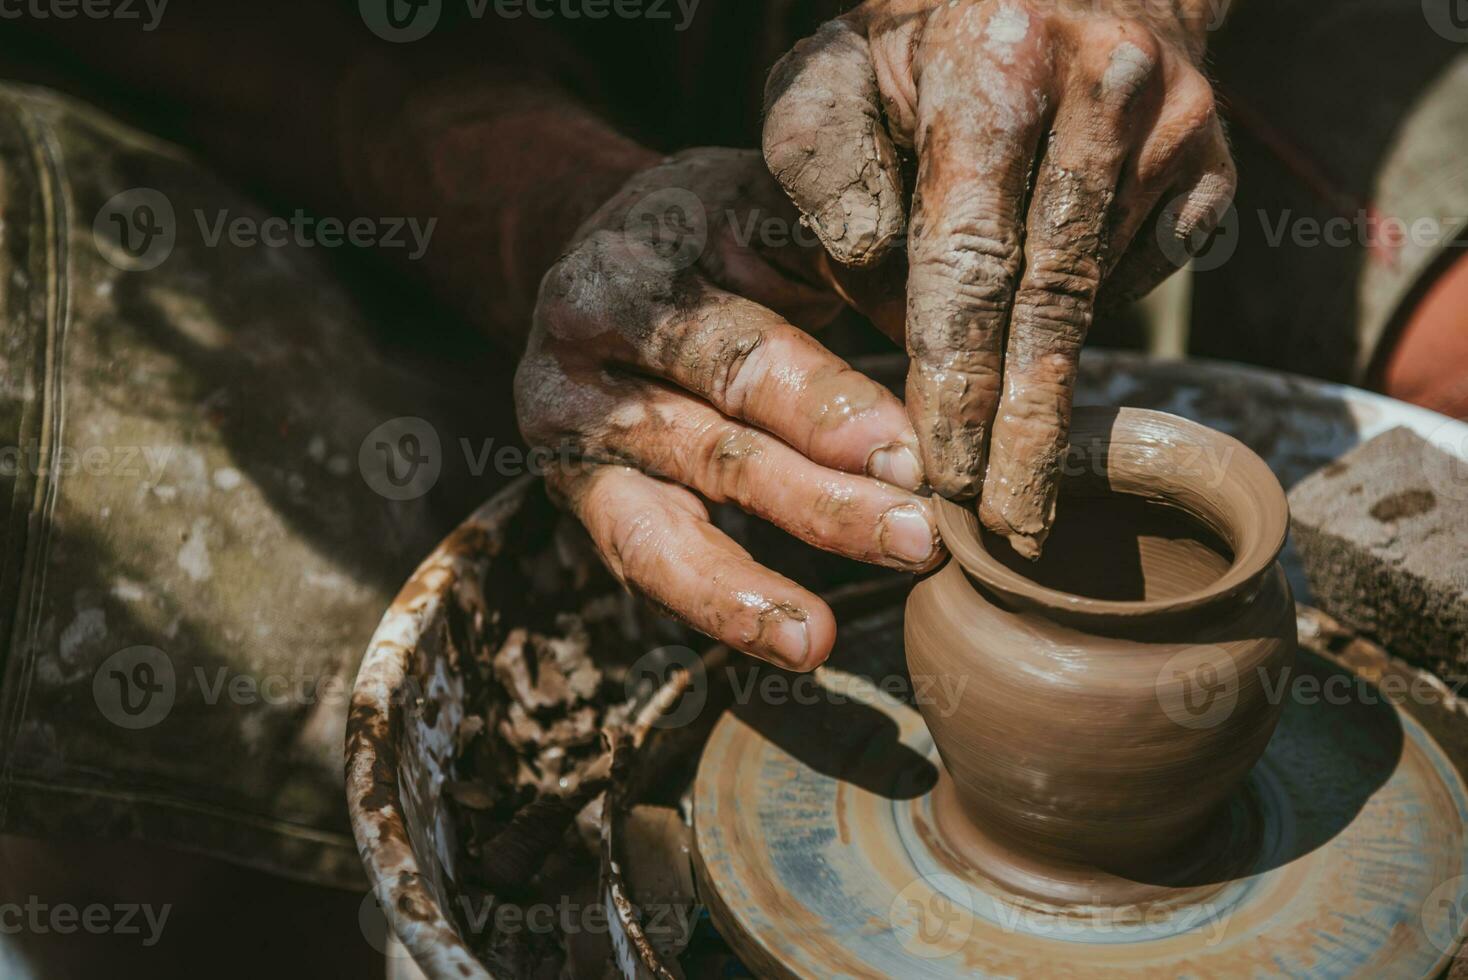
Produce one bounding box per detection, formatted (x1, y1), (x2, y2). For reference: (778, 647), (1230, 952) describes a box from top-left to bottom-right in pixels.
(691, 407), (1468, 977)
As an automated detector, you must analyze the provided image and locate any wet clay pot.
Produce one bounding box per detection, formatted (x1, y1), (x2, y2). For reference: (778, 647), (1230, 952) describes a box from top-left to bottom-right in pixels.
(905, 407), (1295, 905)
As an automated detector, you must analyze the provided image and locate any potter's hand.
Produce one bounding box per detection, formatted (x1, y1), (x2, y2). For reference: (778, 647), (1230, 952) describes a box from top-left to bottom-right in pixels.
(516, 149), (942, 671)
(764, 0), (1236, 557)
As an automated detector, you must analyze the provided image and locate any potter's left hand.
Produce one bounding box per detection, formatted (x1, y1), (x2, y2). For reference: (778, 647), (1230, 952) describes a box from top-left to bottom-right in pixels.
(517, 149), (943, 672)
(764, 0), (1236, 557)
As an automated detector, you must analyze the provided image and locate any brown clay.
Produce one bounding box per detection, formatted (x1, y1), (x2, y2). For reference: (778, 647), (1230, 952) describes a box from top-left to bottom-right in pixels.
(905, 406), (1296, 904)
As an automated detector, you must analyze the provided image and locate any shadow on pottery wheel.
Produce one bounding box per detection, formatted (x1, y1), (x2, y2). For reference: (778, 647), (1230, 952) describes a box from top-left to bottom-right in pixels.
(729, 695), (938, 801)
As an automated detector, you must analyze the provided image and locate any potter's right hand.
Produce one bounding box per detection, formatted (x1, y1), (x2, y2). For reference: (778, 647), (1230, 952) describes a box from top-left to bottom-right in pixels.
(515, 148), (943, 671)
(764, 0), (1236, 558)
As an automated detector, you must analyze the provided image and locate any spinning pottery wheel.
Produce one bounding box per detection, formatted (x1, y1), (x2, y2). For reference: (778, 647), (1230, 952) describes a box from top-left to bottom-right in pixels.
(689, 405), (1468, 978)
(692, 650), (1468, 977)
(599, 355), (1468, 978)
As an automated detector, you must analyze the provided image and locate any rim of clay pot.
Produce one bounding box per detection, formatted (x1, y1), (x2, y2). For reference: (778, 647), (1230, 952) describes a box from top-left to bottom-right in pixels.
(935, 406), (1288, 627)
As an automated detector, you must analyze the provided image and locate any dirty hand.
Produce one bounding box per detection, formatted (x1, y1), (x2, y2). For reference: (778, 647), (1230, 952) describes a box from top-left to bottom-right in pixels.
(516, 148), (943, 671)
(764, 0), (1236, 557)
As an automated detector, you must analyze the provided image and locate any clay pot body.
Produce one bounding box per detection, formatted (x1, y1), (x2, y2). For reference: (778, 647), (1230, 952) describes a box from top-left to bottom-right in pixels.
(905, 407), (1295, 902)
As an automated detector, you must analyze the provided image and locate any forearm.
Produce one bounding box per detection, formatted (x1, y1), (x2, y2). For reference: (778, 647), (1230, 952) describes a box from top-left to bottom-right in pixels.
(20, 4), (655, 351)
(334, 61), (658, 350)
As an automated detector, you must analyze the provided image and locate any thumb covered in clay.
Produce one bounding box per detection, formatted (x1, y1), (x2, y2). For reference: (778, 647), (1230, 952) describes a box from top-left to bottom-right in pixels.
(762, 16), (908, 271)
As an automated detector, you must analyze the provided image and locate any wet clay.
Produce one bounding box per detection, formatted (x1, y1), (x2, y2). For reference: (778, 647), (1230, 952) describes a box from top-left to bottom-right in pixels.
(905, 406), (1296, 904)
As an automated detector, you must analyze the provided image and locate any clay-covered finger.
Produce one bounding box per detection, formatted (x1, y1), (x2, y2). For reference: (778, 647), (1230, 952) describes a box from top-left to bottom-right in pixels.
(978, 33), (1158, 556)
(904, 2), (1050, 498)
(763, 16), (906, 267)
(1104, 126), (1237, 307)
(539, 241), (924, 488)
(546, 463), (836, 670)
(633, 288), (923, 489)
(1102, 61), (1226, 281)
(576, 379), (942, 572)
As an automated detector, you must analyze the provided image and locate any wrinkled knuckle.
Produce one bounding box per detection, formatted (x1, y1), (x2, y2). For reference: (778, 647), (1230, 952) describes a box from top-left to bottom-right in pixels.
(705, 327), (766, 414)
(911, 229), (1023, 316)
(1170, 68), (1219, 133)
(1012, 298), (1090, 354)
(1024, 249), (1104, 297)
(699, 423), (763, 498)
(1091, 32), (1160, 109)
(604, 503), (667, 584)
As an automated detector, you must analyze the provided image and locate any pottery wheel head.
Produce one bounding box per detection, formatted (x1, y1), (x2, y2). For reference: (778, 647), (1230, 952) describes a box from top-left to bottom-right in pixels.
(691, 662), (1468, 978)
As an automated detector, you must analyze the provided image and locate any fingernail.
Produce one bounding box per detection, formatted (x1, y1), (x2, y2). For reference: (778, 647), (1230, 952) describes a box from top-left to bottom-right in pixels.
(766, 616), (810, 668)
(868, 443), (924, 490)
(880, 503), (938, 566)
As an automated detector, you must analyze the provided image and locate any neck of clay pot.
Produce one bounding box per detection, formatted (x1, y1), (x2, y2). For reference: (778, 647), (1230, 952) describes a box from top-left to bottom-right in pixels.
(934, 407), (1291, 635)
